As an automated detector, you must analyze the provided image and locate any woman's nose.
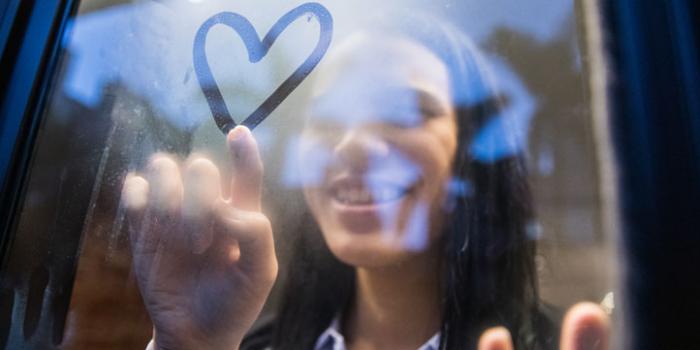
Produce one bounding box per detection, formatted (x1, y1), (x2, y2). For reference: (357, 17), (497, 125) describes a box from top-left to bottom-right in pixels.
(333, 129), (390, 172)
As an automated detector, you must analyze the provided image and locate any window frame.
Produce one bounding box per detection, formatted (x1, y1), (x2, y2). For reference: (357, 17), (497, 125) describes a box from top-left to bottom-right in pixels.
(0, 0), (78, 264)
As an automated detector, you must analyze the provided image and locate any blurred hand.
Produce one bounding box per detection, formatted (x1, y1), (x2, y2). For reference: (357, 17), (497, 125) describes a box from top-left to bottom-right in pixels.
(122, 126), (277, 350)
(478, 303), (610, 350)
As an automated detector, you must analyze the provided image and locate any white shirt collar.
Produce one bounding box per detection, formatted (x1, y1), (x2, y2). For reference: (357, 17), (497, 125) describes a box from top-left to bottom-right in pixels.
(314, 317), (441, 350)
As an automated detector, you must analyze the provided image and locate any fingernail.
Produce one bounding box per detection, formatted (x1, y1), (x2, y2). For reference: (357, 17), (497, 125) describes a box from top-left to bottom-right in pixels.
(228, 125), (250, 144)
(122, 174), (149, 209)
(227, 126), (252, 161)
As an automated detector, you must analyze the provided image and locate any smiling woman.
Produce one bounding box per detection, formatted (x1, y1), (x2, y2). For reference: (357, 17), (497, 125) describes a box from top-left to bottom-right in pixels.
(0, 1), (619, 349)
(260, 18), (547, 350)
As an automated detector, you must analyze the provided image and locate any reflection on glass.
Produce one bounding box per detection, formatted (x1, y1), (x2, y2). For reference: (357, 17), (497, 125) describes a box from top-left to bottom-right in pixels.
(0, 1), (617, 350)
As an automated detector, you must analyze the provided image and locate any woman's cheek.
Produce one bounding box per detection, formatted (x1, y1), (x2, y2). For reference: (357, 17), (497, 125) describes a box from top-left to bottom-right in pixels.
(296, 136), (335, 189)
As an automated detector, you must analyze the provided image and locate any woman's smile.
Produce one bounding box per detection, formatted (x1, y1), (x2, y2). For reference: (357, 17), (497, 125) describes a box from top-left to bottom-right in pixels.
(328, 174), (418, 207)
(325, 172), (421, 234)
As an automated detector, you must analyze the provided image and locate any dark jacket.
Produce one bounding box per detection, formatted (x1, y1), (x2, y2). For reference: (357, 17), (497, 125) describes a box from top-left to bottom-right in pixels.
(240, 303), (562, 350)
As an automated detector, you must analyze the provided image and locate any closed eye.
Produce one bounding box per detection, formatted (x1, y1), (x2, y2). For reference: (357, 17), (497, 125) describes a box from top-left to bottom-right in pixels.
(415, 88), (450, 119)
(307, 86), (450, 127)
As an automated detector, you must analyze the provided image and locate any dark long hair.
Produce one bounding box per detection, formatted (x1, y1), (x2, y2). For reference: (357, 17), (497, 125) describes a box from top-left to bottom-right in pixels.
(268, 13), (543, 350)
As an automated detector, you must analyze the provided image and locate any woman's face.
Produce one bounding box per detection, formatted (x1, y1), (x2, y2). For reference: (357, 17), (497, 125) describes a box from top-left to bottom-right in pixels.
(298, 34), (458, 267)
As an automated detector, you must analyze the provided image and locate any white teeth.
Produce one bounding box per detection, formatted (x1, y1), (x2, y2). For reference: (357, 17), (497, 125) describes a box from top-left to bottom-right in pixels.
(337, 188), (372, 204)
(334, 186), (407, 205)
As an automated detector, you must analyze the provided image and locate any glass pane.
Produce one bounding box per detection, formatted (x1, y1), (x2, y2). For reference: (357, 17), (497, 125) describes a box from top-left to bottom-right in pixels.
(0, 0), (620, 349)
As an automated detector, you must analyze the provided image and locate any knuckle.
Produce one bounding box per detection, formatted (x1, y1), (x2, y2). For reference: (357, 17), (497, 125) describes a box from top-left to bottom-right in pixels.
(262, 261), (279, 285)
(249, 212), (272, 232)
(233, 211), (269, 233)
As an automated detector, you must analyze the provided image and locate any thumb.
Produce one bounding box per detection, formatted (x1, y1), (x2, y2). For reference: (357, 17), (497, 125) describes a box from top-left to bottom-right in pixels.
(560, 302), (610, 350)
(227, 125), (263, 211)
(478, 327), (513, 350)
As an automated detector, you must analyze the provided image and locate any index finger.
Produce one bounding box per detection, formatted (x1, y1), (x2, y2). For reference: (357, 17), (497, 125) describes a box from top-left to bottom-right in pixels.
(227, 125), (263, 211)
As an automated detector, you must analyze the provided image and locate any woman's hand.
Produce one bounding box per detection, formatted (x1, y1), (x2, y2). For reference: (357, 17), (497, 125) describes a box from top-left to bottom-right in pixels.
(478, 303), (610, 350)
(122, 126), (277, 350)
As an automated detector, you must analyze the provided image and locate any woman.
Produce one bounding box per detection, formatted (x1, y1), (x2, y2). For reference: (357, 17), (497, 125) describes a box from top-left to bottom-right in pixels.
(122, 14), (609, 350)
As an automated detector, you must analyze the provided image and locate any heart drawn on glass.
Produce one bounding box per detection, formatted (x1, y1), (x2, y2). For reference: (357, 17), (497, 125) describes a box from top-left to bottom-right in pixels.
(193, 2), (333, 134)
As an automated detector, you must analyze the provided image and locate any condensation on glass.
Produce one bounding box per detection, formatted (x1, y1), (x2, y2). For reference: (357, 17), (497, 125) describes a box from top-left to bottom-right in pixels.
(0, 0), (621, 349)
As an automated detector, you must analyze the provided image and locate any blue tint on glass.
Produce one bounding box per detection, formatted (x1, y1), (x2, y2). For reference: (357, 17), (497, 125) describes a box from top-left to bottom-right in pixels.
(469, 56), (535, 162)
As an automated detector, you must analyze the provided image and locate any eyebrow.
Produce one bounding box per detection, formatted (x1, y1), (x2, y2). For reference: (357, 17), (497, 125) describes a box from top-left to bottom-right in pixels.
(310, 86), (450, 119)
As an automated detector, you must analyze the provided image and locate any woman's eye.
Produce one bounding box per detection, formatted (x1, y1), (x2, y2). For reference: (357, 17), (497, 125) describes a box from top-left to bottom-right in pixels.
(371, 110), (425, 129)
(377, 92), (448, 126)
